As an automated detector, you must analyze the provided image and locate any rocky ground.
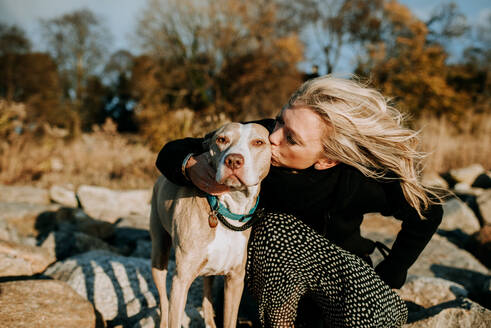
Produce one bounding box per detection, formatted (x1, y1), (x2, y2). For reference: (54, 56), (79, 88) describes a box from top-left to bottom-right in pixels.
(0, 164), (490, 327)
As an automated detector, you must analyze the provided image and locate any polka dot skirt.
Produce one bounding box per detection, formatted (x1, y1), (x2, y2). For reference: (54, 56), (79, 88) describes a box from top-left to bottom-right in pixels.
(246, 211), (408, 327)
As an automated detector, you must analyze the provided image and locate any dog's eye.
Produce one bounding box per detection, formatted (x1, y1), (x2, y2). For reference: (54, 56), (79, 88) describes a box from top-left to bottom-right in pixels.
(252, 139), (265, 146)
(216, 136), (229, 144)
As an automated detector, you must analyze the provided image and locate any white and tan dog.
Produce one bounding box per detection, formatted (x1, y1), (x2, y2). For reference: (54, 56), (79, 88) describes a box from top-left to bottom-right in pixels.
(150, 122), (271, 328)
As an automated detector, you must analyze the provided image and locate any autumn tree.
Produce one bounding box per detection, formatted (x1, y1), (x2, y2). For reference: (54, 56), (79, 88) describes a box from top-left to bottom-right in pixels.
(133, 0), (303, 147)
(0, 24), (32, 101)
(0, 23), (68, 131)
(355, 0), (472, 121)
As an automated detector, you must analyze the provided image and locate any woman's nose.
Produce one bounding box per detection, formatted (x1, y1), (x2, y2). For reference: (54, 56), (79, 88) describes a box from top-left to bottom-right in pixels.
(269, 126), (282, 146)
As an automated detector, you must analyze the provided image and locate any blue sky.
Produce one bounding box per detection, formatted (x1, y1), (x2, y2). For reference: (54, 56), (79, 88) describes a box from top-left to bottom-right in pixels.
(0, 0), (489, 72)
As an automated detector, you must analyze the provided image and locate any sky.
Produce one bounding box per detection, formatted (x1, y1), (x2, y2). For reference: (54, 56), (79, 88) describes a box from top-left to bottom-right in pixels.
(0, 0), (489, 72)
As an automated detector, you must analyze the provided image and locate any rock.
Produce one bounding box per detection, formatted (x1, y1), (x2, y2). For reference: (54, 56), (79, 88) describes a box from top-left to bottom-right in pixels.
(361, 213), (401, 237)
(404, 298), (491, 328)
(472, 173), (491, 189)
(77, 185), (151, 223)
(36, 207), (115, 240)
(49, 184), (78, 207)
(0, 202), (60, 238)
(0, 239), (55, 277)
(0, 185), (50, 205)
(55, 207), (115, 239)
(116, 213), (150, 230)
(477, 190), (491, 225)
(440, 198), (480, 235)
(105, 227), (151, 257)
(364, 231), (490, 294)
(398, 276), (468, 308)
(0, 279), (101, 328)
(130, 239), (152, 258)
(465, 225), (491, 268)
(450, 164), (486, 185)
(40, 230), (120, 260)
(422, 172), (449, 189)
(45, 250), (204, 327)
(408, 235), (490, 294)
(130, 307), (160, 328)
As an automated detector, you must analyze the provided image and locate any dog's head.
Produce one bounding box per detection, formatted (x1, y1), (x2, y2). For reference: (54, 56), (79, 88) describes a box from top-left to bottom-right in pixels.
(205, 123), (271, 189)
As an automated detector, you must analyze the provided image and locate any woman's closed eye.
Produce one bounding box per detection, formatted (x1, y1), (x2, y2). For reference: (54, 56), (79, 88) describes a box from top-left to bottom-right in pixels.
(286, 134), (297, 145)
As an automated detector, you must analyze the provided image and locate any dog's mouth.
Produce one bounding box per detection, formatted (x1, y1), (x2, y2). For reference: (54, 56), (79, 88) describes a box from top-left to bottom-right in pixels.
(219, 174), (246, 189)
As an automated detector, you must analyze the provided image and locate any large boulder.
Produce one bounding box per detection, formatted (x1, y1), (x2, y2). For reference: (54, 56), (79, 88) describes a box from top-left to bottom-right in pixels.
(421, 172), (449, 190)
(465, 225), (491, 268)
(77, 186), (151, 223)
(403, 298), (490, 328)
(361, 213), (401, 237)
(0, 239), (55, 277)
(477, 190), (491, 225)
(398, 275), (491, 328)
(0, 202), (60, 238)
(0, 185), (50, 205)
(40, 230), (120, 260)
(44, 250), (204, 327)
(450, 164), (486, 186)
(440, 198), (481, 235)
(49, 184), (78, 207)
(0, 279), (101, 328)
(364, 230), (490, 296)
(398, 276), (468, 308)
(36, 207), (115, 240)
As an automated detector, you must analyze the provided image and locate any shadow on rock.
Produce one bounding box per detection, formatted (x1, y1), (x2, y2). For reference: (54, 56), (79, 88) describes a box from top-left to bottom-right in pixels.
(44, 250), (160, 328)
(430, 264), (491, 310)
(34, 207), (151, 261)
(406, 298), (473, 323)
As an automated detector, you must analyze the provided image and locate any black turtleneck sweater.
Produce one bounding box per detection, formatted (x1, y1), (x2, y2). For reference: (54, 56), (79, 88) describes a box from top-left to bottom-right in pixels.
(155, 119), (443, 288)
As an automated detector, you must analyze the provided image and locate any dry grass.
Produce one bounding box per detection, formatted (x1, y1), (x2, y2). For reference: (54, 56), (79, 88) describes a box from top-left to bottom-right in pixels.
(1, 111), (490, 189)
(416, 112), (491, 173)
(0, 122), (159, 189)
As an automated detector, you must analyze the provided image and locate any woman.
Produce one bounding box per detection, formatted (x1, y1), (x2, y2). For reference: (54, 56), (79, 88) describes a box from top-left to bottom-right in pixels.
(156, 75), (443, 326)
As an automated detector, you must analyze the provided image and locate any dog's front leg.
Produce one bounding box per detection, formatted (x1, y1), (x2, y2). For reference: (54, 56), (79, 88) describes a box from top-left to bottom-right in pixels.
(223, 270), (245, 328)
(168, 272), (193, 328)
(202, 276), (216, 328)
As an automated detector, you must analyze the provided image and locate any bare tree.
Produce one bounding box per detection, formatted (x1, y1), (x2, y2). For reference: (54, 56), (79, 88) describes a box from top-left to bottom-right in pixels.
(134, 0), (303, 118)
(40, 9), (112, 105)
(281, 0), (384, 74)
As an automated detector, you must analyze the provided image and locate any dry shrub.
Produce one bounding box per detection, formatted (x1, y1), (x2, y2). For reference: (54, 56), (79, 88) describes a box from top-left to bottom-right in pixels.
(0, 119), (159, 189)
(417, 112), (491, 173)
(137, 105), (231, 151)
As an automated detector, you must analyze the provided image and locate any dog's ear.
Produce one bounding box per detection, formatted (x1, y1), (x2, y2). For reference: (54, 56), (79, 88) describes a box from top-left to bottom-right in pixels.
(202, 130), (215, 150)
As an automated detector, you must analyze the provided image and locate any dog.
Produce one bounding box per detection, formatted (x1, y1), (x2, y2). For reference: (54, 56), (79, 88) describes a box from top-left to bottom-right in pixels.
(150, 122), (271, 328)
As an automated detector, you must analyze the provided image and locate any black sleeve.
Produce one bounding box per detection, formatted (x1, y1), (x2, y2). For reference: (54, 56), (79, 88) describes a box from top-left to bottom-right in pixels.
(155, 118), (275, 186)
(155, 137), (207, 186)
(375, 183), (443, 289)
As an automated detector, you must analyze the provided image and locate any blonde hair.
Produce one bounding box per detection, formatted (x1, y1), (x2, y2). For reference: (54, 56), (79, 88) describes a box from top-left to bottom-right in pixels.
(288, 75), (439, 218)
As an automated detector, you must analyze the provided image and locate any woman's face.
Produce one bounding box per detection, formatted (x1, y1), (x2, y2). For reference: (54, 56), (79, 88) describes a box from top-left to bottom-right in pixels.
(269, 106), (335, 170)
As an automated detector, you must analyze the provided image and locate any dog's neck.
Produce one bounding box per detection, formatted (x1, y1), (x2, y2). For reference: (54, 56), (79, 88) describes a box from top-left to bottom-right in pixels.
(217, 185), (261, 215)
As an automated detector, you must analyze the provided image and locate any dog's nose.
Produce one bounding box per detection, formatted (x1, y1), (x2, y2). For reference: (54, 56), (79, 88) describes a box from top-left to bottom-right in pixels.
(224, 153), (244, 170)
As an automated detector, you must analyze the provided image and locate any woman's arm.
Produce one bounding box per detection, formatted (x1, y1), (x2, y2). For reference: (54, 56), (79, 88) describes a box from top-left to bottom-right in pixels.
(155, 137), (207, 186)
(374, 181), (443, 288)
(375, 202), (443, 288)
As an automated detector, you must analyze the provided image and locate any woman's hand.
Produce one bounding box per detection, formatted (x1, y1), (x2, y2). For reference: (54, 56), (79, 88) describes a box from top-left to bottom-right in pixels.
(186, 153), (230, 195)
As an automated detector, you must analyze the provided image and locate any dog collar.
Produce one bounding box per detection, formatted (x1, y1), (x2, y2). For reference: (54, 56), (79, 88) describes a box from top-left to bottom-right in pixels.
(206, 195), (259, 223)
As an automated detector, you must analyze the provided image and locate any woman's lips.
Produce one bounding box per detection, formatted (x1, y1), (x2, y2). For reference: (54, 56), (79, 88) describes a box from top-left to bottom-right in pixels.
(270, 155), (280, 166)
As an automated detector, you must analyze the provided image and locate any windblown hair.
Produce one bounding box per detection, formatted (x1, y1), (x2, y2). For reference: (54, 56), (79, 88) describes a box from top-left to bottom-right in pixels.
(287, 75), (439, 218)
